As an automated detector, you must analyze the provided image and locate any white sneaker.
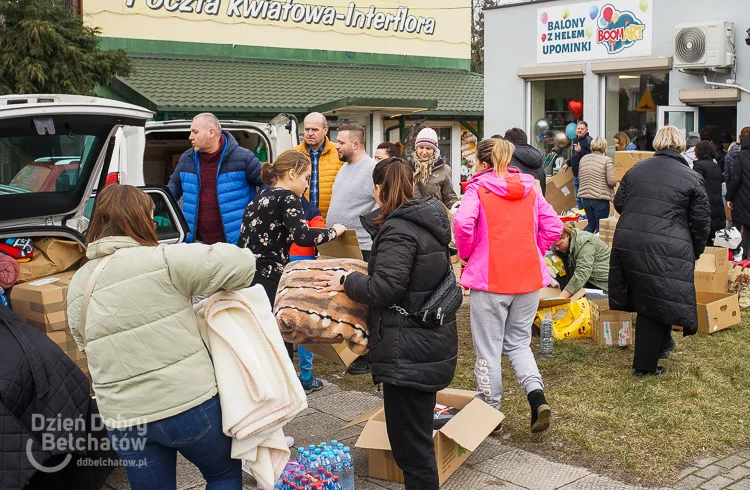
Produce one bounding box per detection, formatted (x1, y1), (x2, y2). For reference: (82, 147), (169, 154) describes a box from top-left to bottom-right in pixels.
(285, 435), (295, 447)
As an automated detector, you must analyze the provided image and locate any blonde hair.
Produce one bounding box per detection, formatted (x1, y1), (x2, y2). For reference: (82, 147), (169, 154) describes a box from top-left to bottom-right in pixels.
(590, 136), (607, 154)
(653, 126), (687, 153)
(476, 138), (498, 166)
(491, 139), (515, 178)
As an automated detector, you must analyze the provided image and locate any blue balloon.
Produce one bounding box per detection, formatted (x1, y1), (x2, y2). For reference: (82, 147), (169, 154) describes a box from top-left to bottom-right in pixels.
(566, 123), (577, 141)
(590, 5), (598, 20)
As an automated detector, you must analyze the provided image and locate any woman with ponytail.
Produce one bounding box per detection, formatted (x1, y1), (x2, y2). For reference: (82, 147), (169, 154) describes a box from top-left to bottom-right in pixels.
(237, 149), (346, 359)
(314, 158), (458, 490)
(454, 138), (563, 434)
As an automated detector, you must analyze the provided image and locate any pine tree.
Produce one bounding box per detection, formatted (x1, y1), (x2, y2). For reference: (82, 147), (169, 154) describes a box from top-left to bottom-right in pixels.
(0, 0), (132, 94)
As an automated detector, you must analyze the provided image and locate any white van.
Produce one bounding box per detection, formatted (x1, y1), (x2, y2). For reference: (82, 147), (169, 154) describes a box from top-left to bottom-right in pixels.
(0, 94), (298, 250)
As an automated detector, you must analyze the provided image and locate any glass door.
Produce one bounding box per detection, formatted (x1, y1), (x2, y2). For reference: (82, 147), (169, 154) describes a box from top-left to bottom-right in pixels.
(657, 106), (699, 135)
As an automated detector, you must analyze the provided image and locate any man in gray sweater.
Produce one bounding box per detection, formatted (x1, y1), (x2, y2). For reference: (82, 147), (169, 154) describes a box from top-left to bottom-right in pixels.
(327, 122), (379, 260)
(326, 122), (379, 375)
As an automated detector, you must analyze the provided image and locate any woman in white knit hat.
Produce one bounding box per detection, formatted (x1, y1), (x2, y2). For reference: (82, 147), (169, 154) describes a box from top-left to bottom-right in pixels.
(411, 127), (459, 208)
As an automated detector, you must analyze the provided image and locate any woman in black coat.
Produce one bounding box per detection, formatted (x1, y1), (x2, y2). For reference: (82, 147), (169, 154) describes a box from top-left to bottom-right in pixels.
(314, 158), (458, 490)
(726, 135), (750, 258)
(693, 141), (726, 245)
(609, 125), (710, 377)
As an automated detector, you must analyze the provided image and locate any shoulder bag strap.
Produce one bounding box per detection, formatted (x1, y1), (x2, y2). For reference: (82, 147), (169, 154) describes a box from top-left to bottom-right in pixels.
(79, 255), (114, 348)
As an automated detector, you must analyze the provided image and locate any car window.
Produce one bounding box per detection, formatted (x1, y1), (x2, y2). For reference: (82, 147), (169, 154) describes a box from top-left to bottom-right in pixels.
(0, 121), (104, 195)
(152, 192), (179, 241)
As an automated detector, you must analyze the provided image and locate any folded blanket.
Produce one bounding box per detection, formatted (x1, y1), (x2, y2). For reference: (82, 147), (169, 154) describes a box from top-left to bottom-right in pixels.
(273, 259), (370, 354)
(194, 287), (307, 490)
(0, 253), (20, 289)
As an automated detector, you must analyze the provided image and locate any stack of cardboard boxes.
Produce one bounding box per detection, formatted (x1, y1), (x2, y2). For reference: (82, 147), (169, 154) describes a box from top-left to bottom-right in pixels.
(690, 247), (741, 334)
(598, 217), (618, 247)
(9, 271), (93, 392)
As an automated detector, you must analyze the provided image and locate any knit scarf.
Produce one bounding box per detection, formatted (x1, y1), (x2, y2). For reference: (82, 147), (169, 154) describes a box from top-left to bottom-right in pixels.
(412, 153), (438, 186)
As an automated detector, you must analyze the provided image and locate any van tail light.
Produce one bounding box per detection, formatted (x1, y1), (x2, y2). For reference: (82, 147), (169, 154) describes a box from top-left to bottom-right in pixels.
(104, 172), (120, 187)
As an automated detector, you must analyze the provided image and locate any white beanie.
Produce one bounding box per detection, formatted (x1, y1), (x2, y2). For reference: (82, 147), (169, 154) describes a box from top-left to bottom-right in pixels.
(415, 127), (439, 152)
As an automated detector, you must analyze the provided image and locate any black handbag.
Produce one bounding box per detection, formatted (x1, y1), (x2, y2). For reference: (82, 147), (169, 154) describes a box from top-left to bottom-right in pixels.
(390, 249), (463, 325)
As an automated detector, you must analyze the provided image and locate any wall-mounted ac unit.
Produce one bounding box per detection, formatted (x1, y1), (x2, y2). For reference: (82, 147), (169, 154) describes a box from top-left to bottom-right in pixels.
(674, 21), (735, 71)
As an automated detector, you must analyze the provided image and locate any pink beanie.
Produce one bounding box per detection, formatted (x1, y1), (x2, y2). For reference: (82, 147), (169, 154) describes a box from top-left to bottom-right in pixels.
(415, 128), (439, 152)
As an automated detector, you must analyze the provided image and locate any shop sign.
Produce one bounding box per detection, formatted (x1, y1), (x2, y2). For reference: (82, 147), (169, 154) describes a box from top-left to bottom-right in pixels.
(537, 0), (652, 63)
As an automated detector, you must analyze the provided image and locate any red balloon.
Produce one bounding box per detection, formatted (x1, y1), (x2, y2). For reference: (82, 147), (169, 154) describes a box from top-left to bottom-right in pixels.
(568, 100), (584, 120)
(602, 6), (613, 23)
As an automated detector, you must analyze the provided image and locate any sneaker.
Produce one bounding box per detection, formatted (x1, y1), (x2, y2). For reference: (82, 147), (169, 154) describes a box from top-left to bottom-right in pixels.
(659, 338), (676, 360)
(347, 355), (371, 375)
(633, 366), (666, 378)
(300, 376), (324, 395)
(528, 389), (551, 434)
(491, 423), (503, 436)
(285, 435), (295, 447)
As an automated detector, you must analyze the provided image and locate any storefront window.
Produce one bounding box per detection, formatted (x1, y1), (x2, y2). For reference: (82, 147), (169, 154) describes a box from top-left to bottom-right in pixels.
(530, 79), (583, 175)
(604, 73), (669, 156)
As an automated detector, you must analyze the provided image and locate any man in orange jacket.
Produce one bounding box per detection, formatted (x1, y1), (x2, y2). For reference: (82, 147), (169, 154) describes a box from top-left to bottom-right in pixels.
(294, 113), (343, 219)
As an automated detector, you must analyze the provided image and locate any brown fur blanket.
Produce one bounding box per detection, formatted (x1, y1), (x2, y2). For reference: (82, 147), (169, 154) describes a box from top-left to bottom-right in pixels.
(273, 259), (369, 354)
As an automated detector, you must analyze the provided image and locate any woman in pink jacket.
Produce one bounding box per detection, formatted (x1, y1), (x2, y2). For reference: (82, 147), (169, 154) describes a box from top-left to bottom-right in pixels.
(454, 138), (563, 434)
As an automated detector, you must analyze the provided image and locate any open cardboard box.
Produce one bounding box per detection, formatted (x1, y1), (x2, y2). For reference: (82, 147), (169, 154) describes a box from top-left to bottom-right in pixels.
(344, 388), (504, 486)
(695, 247), (729, 294)
(538, 287), (586, 308)
(614, 151), (654, 182)
(317, 230), (363, 260)
(545, 171), (577, 214)
(696, 292), (740, 334)
(300, 341), (360, 367)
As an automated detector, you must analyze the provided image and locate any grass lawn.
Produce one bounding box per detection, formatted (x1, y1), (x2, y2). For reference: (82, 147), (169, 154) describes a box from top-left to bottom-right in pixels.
(312, 300), (750, 486)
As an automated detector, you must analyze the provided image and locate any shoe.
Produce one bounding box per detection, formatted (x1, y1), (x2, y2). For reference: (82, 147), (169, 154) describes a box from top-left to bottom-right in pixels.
(659, 339), (676, 360)
(491, 423), (503, 436)
(285, 435), (294, 447)
(300, 376), (324, 395)
(528, 390), (551, 434)
(633, 366), (666, 378)
(347, 356), (371, 375)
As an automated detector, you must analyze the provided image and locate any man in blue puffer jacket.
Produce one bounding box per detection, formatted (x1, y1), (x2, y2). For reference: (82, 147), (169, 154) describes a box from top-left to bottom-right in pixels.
(168, 113), (263, 245)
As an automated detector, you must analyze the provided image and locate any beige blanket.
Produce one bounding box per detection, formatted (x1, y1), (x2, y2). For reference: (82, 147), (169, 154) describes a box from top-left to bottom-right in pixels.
(274, 259), (369, 354)
(194, 286), (307, 490)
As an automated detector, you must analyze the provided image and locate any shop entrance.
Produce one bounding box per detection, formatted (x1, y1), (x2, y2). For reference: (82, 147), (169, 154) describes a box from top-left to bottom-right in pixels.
(700, 106), (738, 146)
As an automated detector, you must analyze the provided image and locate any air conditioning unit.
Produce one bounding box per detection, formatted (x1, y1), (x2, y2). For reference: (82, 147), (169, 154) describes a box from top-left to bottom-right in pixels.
(674, 21), (735, 71)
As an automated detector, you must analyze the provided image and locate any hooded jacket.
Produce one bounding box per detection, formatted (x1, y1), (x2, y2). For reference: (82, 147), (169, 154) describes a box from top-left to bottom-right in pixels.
(343, 197), (458, 392)
(609, 149), (710, 334)
(168, 131), (262, 245)
(67, 237), (256, 428)
(412, 157), (459, 208)
(726, 135), (750, 226)
(511, 144), (547, 196)
(453, 168), (563, 294)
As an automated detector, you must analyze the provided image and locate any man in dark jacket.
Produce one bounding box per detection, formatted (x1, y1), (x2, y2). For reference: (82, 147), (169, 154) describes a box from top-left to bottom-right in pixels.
(562, 121), (592, 209)
(0, 305), (116, 490)
(504, 128), (547, 195)
(167, 113), (263, 245)
(609, 127), (710, 377)
(725, 134), (750, 258)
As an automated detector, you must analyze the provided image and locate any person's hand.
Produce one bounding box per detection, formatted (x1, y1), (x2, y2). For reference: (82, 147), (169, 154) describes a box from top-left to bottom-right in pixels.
(332, 224), (347, 237)
(574, 143), (581, 152)
(313, 271), (350, 292)
(562, 163), (569, 172)
(559, 289), (573, 299)
(728, 201), (733, 210)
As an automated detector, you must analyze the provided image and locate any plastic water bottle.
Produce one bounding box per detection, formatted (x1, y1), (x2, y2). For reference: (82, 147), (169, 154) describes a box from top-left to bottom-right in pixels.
(340, 447), (354, 490)
(330, 450), (342, 477)
(540, 318), (553, 354)
(331, 476), (343, 490)
(296, 447), (306, 464)
(330, 440), (338, 448)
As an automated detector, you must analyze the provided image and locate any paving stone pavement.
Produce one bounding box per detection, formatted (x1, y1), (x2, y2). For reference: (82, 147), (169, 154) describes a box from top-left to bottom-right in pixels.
(101, 383), (749, 490)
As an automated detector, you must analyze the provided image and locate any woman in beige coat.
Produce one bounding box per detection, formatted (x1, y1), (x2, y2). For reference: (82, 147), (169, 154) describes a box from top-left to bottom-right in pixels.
(411, 127), (459, 208)
(578, 136), (616, 233)
(67, 184), (257, 490)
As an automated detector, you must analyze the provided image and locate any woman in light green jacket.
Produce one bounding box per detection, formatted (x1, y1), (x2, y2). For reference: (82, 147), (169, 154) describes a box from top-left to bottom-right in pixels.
(67, 184), (256, 490)
(552, 223), (610, 298)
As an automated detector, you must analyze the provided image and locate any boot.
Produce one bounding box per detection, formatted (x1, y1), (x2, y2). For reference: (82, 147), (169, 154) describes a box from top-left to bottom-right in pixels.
(528, 389), (551, 434)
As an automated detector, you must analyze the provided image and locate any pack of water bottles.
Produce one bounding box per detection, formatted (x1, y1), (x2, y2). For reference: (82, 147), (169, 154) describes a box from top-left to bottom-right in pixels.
(268, 440), (355, 490)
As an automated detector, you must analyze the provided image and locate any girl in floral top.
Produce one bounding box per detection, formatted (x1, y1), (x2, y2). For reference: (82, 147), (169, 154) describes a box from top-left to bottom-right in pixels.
(237, 149), (346, 357)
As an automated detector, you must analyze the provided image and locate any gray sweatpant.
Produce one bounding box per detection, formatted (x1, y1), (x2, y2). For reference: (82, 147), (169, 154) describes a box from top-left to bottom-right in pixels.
(471, 289), (544, 409)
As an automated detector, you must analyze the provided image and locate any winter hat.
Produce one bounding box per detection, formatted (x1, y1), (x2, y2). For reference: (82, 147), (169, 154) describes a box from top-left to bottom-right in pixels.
(685, 131), (700, 146)
(415, 128), (439, 152)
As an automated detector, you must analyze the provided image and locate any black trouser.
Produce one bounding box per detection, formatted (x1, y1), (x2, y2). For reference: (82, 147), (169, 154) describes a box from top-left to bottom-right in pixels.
(382, 384), (439, 490)
(252, 274), (294, 361)
(633, 314), (672, 373)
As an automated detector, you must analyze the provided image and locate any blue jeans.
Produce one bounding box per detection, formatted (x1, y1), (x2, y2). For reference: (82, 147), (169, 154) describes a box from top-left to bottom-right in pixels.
(298, 345), (314, 380)
(107, 395), (241, 490)
(573, 177), (584, 209)
(583, 198), (611, 233)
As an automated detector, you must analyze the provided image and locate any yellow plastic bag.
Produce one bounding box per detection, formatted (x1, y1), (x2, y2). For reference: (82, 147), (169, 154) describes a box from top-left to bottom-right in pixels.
(535, 298), (592, 339)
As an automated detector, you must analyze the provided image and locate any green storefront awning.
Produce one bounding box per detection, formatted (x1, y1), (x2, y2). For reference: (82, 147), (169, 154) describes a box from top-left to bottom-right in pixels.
(110, 54), (484, 118)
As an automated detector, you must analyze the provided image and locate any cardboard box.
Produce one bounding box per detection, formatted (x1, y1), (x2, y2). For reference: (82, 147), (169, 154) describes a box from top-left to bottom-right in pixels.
(345, 388), (504, 486)
(317, 230), (364, 260)
(614, 151), (654, 182)
(538, 287), (585, 308)
(575, 220), (588, 230)
(696, 292), (741, 334)
(695, 247), (729, 293)
(598, 217), (618, 247)
(545, 171), (577, 214)
(300, 341), (360, 367)
(10, 271), (76, 332)
(590, 300), (633, 347)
